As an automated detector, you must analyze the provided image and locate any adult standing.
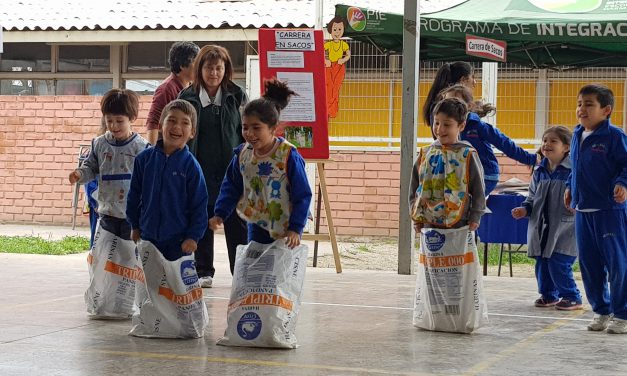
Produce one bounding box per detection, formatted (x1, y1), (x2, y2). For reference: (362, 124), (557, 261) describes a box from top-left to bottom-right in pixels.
(179, 45), (248, 287)
(145, 41), (200, 145)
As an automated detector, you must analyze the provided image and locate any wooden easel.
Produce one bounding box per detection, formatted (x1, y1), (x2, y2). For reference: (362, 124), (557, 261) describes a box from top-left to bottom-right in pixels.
(302, 159), (342, 273)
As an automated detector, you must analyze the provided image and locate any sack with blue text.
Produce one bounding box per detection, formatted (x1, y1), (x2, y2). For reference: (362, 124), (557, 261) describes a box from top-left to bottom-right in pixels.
(129, 240), (208, 338)
(217, 240), (308, 348)
(413, 227), (488, 333)
(85, 224), (141, 319)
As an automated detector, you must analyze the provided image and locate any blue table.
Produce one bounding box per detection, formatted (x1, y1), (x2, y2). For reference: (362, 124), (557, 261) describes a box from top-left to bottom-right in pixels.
(477, 193), (528, 276)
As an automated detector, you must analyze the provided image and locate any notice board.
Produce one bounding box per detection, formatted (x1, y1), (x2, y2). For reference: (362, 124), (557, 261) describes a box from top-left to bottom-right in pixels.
(258, 28), (329, 159)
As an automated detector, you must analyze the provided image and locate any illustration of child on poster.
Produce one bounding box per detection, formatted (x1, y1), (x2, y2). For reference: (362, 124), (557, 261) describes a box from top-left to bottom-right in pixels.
(324, 16), (351, 119)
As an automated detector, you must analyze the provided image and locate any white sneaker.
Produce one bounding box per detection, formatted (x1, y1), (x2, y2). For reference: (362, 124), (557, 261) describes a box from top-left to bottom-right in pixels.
(587, 314), (611, 331)
(199, 276), (213, 288)
(606, 318), (627, 334)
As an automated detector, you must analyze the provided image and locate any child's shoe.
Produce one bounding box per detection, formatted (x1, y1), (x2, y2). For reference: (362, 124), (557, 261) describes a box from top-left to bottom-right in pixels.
(555, 299), (583, 311)
(587, 314), (611, 331)
(199, 276), (213, 288)
(534, 297), (559, 307)
(606, 318), (627, 334)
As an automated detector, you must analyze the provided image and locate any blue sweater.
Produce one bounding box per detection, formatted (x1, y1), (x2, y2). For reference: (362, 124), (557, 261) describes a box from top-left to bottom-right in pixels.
(566, 120), (627, 210)
(214, 141), (312, 235)
(126, 141), (208, 244)
(461, 112), (537, 181)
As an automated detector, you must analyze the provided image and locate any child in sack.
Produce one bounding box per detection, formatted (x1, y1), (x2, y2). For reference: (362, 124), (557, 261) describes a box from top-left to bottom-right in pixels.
(126, 99), (209, 338)
(511, 126), (582, 311)
(208, 79), (312, 247)
(409, 97), (487, 333)
(69, 88), (149, 318)
(564, 84), (627, 334)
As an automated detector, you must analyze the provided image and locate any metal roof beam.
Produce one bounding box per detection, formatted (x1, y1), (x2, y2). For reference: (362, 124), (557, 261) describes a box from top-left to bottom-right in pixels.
(3, 28), (259, 43)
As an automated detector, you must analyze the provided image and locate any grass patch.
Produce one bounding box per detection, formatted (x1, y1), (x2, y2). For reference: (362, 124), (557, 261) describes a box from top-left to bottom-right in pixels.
(0, 236), (90, 255)
(477, 243), (579, 271)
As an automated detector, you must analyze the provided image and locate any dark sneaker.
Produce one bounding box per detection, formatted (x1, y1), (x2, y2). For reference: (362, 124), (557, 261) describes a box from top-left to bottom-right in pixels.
(534, 297), (559, 307)
(555, 299), (583, 311)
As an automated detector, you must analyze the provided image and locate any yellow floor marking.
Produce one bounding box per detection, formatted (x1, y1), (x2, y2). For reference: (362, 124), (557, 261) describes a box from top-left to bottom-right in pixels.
(462, 309), (587, 375)
(85, 348), (436, 376)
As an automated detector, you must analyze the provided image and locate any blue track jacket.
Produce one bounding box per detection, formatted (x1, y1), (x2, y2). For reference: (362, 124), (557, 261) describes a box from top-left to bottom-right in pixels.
(126, 141), (208, 243)
(461, 112), (537, 181)
(214, 141), (312, 235)
(566, 120), (627, 210)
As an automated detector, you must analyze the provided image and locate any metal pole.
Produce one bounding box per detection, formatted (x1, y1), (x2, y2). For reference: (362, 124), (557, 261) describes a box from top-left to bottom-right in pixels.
(314, 0), (323, 30)
(398, 0), (420, 275)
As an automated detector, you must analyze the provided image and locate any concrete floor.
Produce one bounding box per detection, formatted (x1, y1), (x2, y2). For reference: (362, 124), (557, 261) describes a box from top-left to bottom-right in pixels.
(1, 247), (626, 376)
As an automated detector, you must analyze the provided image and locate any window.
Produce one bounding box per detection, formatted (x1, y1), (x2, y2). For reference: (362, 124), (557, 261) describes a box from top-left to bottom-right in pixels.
(125, 79), (163, 95)
(0, 43), (51, 72)
(58, 45), (110, 72)
(127, 42), (170, 71)
(56, 79), (113, 95)
(0, 79), (54, 95)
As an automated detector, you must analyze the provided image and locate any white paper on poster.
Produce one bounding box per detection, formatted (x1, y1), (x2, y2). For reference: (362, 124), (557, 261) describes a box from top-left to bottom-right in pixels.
(275, 30), (315, 51)
(267, 51), (305, 68)
(276, 72), (316, 122)
(0, 27), (3, 53)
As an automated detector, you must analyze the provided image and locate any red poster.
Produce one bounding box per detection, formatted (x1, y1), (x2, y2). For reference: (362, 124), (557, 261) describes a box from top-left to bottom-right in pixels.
(258, 28), (329, 159)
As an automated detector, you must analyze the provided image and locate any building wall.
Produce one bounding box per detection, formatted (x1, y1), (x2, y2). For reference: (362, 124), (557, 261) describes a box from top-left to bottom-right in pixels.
(0, 95), (532, 236)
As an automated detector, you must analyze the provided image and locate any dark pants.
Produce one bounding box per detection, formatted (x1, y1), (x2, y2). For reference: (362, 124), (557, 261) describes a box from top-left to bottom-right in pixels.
(576, 209), (627, 320)
(99, 215), (132, 241)
(248, 223), (275, 244)
(534, 253), (581, 302)
(195, 205), (247, 277)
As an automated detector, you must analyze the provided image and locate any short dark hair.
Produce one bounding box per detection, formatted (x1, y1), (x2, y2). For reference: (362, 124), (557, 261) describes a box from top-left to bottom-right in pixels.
(191, 45), (234, 93)
(432, 97), (468, 125)
(100, 88), (139, 120)
(578, 84), (614, 118)
(169, 42), (200, 74)
(326, 16), (347, 33)
(159, 99), (198, 132)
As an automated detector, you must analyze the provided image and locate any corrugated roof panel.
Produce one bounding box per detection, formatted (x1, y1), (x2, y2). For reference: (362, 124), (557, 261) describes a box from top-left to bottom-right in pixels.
(0, 0), (459, 31)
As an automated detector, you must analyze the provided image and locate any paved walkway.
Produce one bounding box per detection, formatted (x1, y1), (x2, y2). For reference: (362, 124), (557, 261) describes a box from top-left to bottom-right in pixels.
(0, 227), (625, 375)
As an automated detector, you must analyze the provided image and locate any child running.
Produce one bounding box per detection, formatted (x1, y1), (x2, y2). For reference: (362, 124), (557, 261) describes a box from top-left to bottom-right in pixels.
(68, 88), (149, 318)
(440, 84), (538, 195)
(564, 84), (627, 334)
(511, 126), (582, 311)
(209, 79), (312, 247)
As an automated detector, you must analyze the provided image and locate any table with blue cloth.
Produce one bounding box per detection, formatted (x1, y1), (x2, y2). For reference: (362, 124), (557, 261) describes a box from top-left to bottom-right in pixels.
(477, 193), (528, 276)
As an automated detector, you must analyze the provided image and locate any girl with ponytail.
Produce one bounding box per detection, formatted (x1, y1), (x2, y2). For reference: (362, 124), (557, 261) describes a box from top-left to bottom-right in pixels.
(209, 79), (312, 248)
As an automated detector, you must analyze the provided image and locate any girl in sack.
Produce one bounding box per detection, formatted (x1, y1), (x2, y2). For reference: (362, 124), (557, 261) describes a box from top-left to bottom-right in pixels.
(409, 97), (487, 333)
(209, 79), (312, 247)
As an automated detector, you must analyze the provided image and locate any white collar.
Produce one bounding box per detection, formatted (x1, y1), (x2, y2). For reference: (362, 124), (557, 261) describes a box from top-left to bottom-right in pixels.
(200, 86), (222, 108)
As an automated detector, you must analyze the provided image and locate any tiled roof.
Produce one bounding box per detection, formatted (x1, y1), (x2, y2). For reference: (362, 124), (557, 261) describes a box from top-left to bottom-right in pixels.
(1, 0), (459, 31)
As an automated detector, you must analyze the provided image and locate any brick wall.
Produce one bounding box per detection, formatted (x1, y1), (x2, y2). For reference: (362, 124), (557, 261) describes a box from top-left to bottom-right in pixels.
(0, 95), (532, 236)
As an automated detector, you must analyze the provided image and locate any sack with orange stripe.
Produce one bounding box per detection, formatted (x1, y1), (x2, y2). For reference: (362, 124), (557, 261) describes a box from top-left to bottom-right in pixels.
(217, 240), (308, 348)
(85, 225), (141, 319)
(129, 240), (208, 338)
(413, 226), (488, 333)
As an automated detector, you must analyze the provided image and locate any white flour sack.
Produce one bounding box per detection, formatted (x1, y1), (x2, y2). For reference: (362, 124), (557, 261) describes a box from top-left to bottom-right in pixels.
(217, 240), (308, 348)
(413, 227), (488, 333)
(85, 225), (141, 319)
(129, 241), (208, 339)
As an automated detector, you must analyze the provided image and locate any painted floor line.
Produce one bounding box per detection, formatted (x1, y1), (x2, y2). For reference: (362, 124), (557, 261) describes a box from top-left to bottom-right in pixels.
(34, 347), (437, 376)
(204, 296), (591, 321)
